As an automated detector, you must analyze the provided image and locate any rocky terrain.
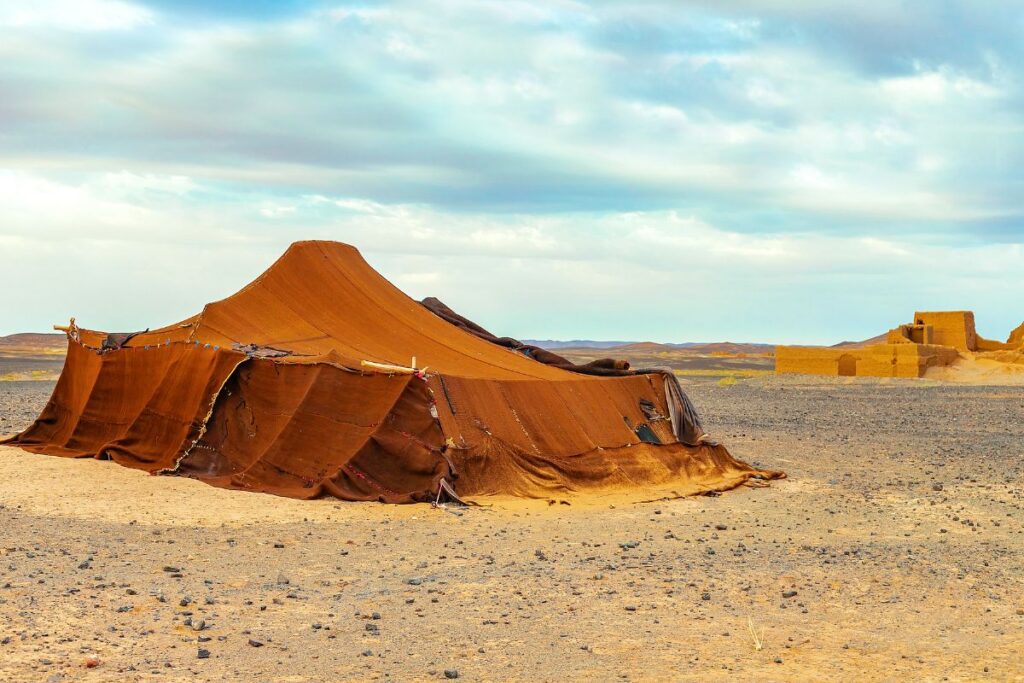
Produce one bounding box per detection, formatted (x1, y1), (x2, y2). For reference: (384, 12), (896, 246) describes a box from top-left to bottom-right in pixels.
(1, 375), (1022, 682)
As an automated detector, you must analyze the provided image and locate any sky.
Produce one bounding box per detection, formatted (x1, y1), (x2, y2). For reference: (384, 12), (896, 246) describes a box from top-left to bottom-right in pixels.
(1, 0), (1022, 344)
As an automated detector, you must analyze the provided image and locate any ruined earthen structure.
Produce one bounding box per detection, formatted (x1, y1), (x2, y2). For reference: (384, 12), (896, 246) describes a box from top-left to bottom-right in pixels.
(776, 311), (1024, 378)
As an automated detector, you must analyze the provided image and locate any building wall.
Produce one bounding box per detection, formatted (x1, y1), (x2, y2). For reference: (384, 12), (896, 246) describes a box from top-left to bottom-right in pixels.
(1006, 322), (1024, 347)
(913, 311), (976, 351)
(775, 343), (959, 378)
(775, 310), (1019, 378)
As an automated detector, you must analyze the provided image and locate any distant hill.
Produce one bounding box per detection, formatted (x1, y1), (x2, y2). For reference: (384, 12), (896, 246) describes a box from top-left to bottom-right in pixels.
(553, 340), (774, 355)
(831, 333), (887, 349)
(523, 340), (639, 350)
(688, 342), (775, 355)
(552, 339), (776, 377)
(604, 341), (677, 353)
(0, 333), (67, 351)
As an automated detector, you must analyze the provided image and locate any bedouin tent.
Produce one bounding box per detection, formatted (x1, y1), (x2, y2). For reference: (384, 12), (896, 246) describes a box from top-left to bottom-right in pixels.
(5, 241), (783, 502)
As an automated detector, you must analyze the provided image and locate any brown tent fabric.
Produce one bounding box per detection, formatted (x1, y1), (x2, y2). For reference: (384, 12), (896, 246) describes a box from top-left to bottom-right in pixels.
(419, 296), (710, 446)
(5, 240), (783, 502)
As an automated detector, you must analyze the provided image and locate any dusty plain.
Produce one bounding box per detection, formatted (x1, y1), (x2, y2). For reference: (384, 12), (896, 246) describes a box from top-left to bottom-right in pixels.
(1, 355), (1023, 682)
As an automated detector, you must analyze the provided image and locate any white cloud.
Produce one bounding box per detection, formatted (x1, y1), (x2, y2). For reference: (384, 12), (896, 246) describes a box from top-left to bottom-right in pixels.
(1, 169), (1022, 343)
(1, 1), (1022, 341)
(880, 67), (1002, 103)
(0, 0), (152, 31)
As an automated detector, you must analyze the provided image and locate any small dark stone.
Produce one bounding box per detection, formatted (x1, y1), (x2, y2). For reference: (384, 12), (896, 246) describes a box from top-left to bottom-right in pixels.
(197, 649), (210, 659)
(248, 639), (263, 648)
(444, 669), (459, 679)
(782, 590), (798, 599)
(715, 524), (728, 531)
(932, 483), (944, 491)
(162, 566), (180, 573)
(407, 577), (423, 586)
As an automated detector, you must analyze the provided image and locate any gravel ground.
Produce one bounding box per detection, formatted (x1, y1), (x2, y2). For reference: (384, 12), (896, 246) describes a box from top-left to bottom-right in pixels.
(1, 376), (1022, 682)
(0, 380), (56, 435)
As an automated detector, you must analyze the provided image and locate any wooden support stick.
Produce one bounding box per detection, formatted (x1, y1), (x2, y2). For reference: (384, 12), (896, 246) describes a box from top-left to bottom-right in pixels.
(361, 360), (418, 374)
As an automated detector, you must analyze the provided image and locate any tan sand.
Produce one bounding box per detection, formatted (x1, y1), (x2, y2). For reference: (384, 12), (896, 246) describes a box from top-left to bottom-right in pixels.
(926, 355), (1024, 385)
(2, 375), (1023, 682)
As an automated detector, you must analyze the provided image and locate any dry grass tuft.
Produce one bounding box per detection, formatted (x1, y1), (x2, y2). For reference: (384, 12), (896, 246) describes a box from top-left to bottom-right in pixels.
(747, 616), (764, 652)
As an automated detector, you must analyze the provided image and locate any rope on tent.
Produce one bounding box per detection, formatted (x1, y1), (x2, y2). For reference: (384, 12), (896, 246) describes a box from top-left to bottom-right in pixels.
(433, 477), (479, 510)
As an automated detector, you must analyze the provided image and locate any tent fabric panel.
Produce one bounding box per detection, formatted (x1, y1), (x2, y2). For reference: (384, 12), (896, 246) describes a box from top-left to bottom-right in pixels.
(197, 284), (329, 356)
(332, 377), (449, 502)
(177, 360), (448, 502)
(5, 341), (246, 471)
(450, 437), (773, 498)
(426, 371), (776, 499)
(430, 373), (676, 459)
(175, 361), (335, 480)
(8, 340), (103, 455)
(191, 241), (574, 380)
(61, 345), (181, 454)
(123, 314), (203, 347)
(100, 346), (248, 471)
(211, 243), (429, 365)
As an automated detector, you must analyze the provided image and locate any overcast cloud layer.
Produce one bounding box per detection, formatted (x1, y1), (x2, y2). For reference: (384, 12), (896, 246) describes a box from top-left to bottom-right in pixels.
(1, 0), (1022, 343)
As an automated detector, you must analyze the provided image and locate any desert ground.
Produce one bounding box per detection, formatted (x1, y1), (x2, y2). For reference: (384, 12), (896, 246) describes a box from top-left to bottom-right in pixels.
(1, 359), (1023, 682)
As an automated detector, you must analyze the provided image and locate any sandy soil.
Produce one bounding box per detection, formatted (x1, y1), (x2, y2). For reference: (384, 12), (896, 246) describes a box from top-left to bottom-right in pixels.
(1, 376), (1023, 682)
(927, 355), (1024, 385)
